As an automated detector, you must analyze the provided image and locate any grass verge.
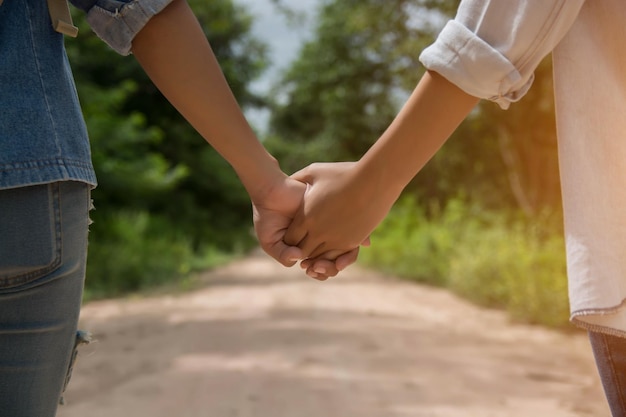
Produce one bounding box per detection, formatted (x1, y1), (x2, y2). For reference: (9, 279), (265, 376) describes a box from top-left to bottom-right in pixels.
(359, 196), (570, 328)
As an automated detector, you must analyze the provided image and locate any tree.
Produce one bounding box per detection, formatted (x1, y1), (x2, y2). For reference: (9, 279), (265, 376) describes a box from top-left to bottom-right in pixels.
(266, 0), (450, 173)
(67, 0), (269, 250)
(416, 58), (560, 215)
(267, 0), (561, 216)
(480, 58), (561, 215)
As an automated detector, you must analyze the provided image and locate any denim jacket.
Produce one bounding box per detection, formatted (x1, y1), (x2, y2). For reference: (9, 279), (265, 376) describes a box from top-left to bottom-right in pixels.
(0, 0), (171, 190)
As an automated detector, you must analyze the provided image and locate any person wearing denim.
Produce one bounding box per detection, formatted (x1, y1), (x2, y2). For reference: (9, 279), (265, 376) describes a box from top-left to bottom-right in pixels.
(590, 332), (626, 416)
(0, 0), (351, 415)
(0, 182), (91, 416)
(1, 0), (96, 414)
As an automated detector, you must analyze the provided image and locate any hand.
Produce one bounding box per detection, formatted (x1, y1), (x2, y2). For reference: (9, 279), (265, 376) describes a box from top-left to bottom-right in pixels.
(251, 176), (306, 267)
(285, 161), (398, 265)
(298, 239), (370, 280)
(251, 175), (352, 280)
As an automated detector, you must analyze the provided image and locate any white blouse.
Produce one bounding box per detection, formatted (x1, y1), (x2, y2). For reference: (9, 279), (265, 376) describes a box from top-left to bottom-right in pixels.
(420, 0), (626, 336)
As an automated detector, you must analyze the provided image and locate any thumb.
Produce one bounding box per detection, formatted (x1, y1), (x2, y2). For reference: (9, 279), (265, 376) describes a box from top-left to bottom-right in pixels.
(283, 200), (309, 248)
(258, 233), (304, 267)
(290, 163), (320, 184)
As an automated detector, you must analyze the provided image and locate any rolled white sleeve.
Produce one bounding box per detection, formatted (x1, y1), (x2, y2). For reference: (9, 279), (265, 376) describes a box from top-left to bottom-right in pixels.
(419, 0), (585, 109)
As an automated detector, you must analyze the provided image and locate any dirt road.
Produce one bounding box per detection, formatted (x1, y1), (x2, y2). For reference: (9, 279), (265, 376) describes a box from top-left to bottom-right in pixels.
(57, 250), (610, 417)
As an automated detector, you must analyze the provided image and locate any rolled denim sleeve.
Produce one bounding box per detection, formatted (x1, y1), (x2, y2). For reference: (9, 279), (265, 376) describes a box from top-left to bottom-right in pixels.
(419, 0), (585, 109)
(69, 0), (174, 55)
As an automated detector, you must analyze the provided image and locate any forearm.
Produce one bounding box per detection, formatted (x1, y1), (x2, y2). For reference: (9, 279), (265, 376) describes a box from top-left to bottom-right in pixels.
(131, 0), (283, 199)
(357, 70), (479, 197)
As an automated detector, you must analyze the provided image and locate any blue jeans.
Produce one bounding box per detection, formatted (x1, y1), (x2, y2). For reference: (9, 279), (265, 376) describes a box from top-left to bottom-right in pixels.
(589, 331), (626, 417)
(0, 181), (91, 417)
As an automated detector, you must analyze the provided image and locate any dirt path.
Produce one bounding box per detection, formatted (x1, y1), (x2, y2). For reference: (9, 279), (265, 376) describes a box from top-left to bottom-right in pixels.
(57, 250), (609, 417)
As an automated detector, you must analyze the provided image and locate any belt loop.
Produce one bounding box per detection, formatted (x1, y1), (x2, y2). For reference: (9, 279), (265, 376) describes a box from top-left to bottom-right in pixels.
(46, 0), (79, 38)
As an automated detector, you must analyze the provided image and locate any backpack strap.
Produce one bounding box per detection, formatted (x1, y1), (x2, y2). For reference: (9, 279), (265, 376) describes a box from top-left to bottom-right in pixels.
(47, 0), (78, 37)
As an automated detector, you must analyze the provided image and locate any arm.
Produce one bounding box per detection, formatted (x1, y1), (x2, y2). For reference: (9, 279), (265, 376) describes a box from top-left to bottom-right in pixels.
(287, 0), (585, 275)
(358, 71), (479, 201)
(128, 0), (308, 266)
(131, 0), (282, 205)
(285, 71), (479, 266)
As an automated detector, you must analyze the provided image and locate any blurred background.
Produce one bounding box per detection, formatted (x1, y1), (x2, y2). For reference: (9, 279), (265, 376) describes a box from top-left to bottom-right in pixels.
(70, 0), (565, 328)
(56, 1), (614, 415)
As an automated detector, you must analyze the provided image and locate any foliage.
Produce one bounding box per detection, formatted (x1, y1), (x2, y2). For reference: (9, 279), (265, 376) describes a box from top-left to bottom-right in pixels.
(407, 58), (559, 214)
(85, 210), (235, 300)
(267, 0), (560, 216)
(272, 0), (566, 327)
(477, 58), (561, 214)
(360, 196), (570, 328)
(69, 0), (268, 249)
(67, 0), (266, 296)
(65, 0), (567, 331)
(266, 0), (451, 173)
(85, 211), (193, 298)
(448, 218), (568, 328)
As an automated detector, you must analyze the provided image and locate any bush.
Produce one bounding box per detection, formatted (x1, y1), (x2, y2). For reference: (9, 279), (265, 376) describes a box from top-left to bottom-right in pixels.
(84, 210), (234, 300)
(360, 196), (570, 328)
(360, 196), (482, 285)
(448, 219), (569, 327)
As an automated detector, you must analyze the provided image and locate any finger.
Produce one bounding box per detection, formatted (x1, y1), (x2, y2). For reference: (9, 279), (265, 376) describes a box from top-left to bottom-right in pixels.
(306, 259), (339, 278)
(262, 240), (303, 267)
(283, 211), (309, 247)
(335, 247), (360, 271)
(305, 247), (358, 275)
(300, 258), (312, 270)
(300, 248), (348, 271)
(282, 182), (329, 258)
(288, 233), (328, 261)
(304, 241), (331, 260)
(306, 270), (330, 281)
(301, 248), (346, 278)
(290, 165), (315, 184)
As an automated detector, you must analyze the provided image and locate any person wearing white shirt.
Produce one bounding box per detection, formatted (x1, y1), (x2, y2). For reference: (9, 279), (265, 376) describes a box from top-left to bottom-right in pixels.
(283, 1), (626, 413)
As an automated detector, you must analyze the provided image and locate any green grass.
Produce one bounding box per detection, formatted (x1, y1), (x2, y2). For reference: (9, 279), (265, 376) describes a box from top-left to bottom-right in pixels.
(83, 210), (246, 301)
(360, 196), (570, 328)
(83, 198), (571, 329)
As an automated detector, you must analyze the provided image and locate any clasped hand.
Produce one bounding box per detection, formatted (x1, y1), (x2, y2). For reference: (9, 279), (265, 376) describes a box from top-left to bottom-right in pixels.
(253, 161), (397, 280)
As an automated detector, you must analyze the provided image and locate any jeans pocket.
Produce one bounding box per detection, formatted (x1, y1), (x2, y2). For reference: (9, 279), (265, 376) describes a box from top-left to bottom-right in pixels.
(0, 183), (62, 289)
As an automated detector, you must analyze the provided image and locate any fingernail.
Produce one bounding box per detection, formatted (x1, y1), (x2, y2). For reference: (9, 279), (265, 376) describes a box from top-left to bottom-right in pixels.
(288, 257), (300, 263)
(313, 266), (326, 275)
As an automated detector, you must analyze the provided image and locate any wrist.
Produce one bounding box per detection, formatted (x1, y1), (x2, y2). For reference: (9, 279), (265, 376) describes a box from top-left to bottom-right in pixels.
(238, 154), (288, 204)
(355, 156), (406, 204)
